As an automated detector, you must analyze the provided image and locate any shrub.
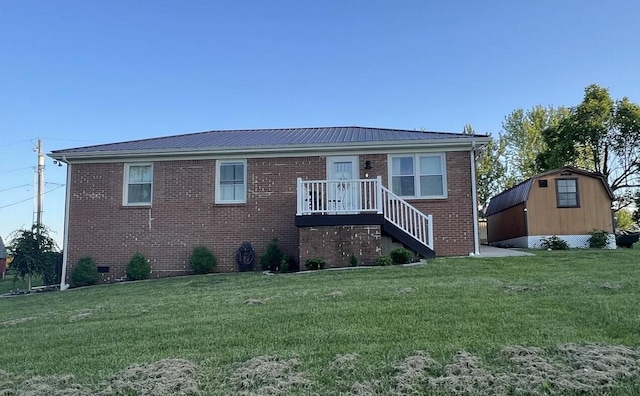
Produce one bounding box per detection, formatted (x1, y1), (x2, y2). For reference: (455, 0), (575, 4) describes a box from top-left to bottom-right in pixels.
(305, 258), (326, 271)
(349, 254), (358, 267)
(280, 254), (298, 273)
(589, 230), (609, 249)
(189, 246), (217, 274)
(260, 239), (284, 272)
(126, 252), (150, 280)
(390, 247), (413, 264)
(375, 255), (393, 266)
(540, 236), (569, 250)
(71, 257), (99, 287)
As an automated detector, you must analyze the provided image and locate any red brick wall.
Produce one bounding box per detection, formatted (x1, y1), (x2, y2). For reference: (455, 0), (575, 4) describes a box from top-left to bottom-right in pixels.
(65, 151), (475, 282)
(408, 151), (475, 256)
(358, 151), (475, 256)
(299, 225), (382, 268)
(66, 157), (325, 281)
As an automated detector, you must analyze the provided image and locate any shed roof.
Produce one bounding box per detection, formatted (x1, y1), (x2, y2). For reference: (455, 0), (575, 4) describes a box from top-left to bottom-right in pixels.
(485, 166), (614, 217)
(50, 126), (490, 160)
(485, 179), (533, 217)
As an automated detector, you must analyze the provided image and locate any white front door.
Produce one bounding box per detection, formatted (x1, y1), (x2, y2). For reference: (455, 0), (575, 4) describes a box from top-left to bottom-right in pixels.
(327, 156), (359, 213)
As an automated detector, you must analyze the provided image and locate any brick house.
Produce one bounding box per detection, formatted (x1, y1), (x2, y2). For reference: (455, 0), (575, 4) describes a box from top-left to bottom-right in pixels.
(49, 126), (490, 286)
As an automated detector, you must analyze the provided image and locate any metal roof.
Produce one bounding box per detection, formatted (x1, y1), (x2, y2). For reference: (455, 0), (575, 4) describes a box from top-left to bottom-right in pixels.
(485, 179), (533, 217)
(50, 126), (488, 157)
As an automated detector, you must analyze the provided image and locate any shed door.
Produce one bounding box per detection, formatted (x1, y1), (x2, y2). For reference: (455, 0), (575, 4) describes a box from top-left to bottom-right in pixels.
(327, 156), (359, 213)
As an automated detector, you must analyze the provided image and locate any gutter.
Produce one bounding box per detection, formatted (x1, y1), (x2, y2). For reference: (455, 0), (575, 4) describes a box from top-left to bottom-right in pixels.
(58, 156), (71, 290)
(470, 141), (481, 255)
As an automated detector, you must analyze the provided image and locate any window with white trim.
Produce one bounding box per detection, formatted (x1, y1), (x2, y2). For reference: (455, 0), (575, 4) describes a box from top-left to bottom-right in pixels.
(389, 154), (446, 198)
(124, 163), (153, 205)
(216, 160), (247, 203)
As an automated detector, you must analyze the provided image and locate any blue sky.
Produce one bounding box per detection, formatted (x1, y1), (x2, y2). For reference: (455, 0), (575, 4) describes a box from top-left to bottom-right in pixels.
(1, 0), (639, 246)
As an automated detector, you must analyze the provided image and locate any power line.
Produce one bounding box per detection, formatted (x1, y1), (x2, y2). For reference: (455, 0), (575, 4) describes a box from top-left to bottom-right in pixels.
(0, 184), (30, 193)
(0, 185), (65, 210)
(0, 139), (32, 148)
(0, 166), (33, 175)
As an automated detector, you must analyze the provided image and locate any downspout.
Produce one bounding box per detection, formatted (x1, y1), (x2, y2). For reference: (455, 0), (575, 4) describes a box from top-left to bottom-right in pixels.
(59, 156), (71, 290)
(470, 142), (480, 255)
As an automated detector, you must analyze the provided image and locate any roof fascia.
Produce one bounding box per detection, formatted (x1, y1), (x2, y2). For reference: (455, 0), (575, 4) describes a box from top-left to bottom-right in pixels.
(49, 137), (491, 163)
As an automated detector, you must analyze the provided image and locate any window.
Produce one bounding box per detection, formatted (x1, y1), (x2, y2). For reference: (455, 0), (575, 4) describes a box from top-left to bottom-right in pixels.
(556, 178), (579, 207)
(216, 160), (247, 203)
(389, 154), (446, 198)
(124, 164), (153, 205)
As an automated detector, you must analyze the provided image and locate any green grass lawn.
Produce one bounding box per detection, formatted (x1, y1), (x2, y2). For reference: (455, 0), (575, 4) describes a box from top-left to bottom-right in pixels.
(1, 248), (640, 395)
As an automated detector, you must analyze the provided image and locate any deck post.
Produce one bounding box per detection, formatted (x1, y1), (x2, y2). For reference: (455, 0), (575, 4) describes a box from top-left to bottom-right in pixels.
(376, 175), (383, 214)
(296, 177), (303, 215)
(427, 214), (434, 249)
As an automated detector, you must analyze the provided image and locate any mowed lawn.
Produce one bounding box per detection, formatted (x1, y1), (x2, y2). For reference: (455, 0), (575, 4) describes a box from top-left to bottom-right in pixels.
(1, 248), (640, 395)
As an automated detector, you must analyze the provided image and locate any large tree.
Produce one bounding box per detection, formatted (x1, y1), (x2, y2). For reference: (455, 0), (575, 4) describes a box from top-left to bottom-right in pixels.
(502, 105), (568, 185)
(9, 225), (60, 290)
(537, 84), (640, 207)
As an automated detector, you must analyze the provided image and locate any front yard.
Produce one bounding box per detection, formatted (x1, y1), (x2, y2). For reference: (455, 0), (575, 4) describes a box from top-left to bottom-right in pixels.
(1, 248), (639, 395)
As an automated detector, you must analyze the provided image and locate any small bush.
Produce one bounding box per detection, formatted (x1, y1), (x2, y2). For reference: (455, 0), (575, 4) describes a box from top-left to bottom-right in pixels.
(349, 254), (358, 267)
(305, 258), (326, 271)
(280, 254), (298, 273)
(589, 230), (609, 249)
(375, 255), (393, 266)
(540, 236), (569, 250)
(189, 246), (217, 274)
(126, 252), (150, 280)
(390, 247), (413, 264)
(71, 257), (99, 287)
(260, 239), (284, 272)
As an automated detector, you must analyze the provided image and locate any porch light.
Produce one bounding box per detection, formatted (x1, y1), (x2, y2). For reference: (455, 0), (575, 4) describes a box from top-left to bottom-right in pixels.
(364, 160), (372, 170)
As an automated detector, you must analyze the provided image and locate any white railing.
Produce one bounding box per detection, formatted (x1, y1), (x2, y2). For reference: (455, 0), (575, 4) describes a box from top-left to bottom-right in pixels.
(297, 177), (382, 215)
(296, 177), (434, 251)
(380, 185), (434, 250)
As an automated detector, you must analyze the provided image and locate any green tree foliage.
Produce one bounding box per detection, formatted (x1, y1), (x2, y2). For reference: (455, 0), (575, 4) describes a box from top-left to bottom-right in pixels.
(537, 85), (640, 206)
(615, 208), (634, 230)
(9, 225), (59, 290)
(465, 124), (508, 214)
(502, 106), (568, 185)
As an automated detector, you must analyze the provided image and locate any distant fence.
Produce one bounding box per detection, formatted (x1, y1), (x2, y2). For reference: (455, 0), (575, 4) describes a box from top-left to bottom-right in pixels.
(478, 218), (488, 245)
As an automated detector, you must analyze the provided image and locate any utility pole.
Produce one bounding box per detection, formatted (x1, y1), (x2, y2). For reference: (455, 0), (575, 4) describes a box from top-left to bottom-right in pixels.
(36, 138), (44, 229)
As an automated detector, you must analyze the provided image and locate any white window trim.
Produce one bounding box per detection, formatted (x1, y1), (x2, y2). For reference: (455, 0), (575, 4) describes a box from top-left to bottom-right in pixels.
(387, 153), (448, 199)
(215, 159), (247, 204)
(123, 163), (153, 206)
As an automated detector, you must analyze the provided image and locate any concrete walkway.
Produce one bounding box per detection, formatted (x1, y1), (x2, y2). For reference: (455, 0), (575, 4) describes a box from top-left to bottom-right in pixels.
(475, 245), (535, 257)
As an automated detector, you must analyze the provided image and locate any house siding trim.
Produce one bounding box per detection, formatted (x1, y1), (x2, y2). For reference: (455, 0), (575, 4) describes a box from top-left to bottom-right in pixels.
(52, 140), (489, 163)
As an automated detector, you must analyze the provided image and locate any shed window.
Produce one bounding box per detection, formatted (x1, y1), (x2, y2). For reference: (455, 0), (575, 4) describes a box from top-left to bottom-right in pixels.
(556, 178), (579, 208)
(124, 164), (153, 205)
(216, 160), (247, 203)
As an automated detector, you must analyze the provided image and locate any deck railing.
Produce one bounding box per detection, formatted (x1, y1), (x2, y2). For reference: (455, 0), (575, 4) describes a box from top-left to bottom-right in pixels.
(296, 176), (434, 250)
(296, 177), (382, 215)
(379, 185), (434, 250)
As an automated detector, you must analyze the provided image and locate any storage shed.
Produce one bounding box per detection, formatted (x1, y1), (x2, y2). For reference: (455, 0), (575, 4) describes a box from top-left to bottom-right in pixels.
(486, 166), (615, 249)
